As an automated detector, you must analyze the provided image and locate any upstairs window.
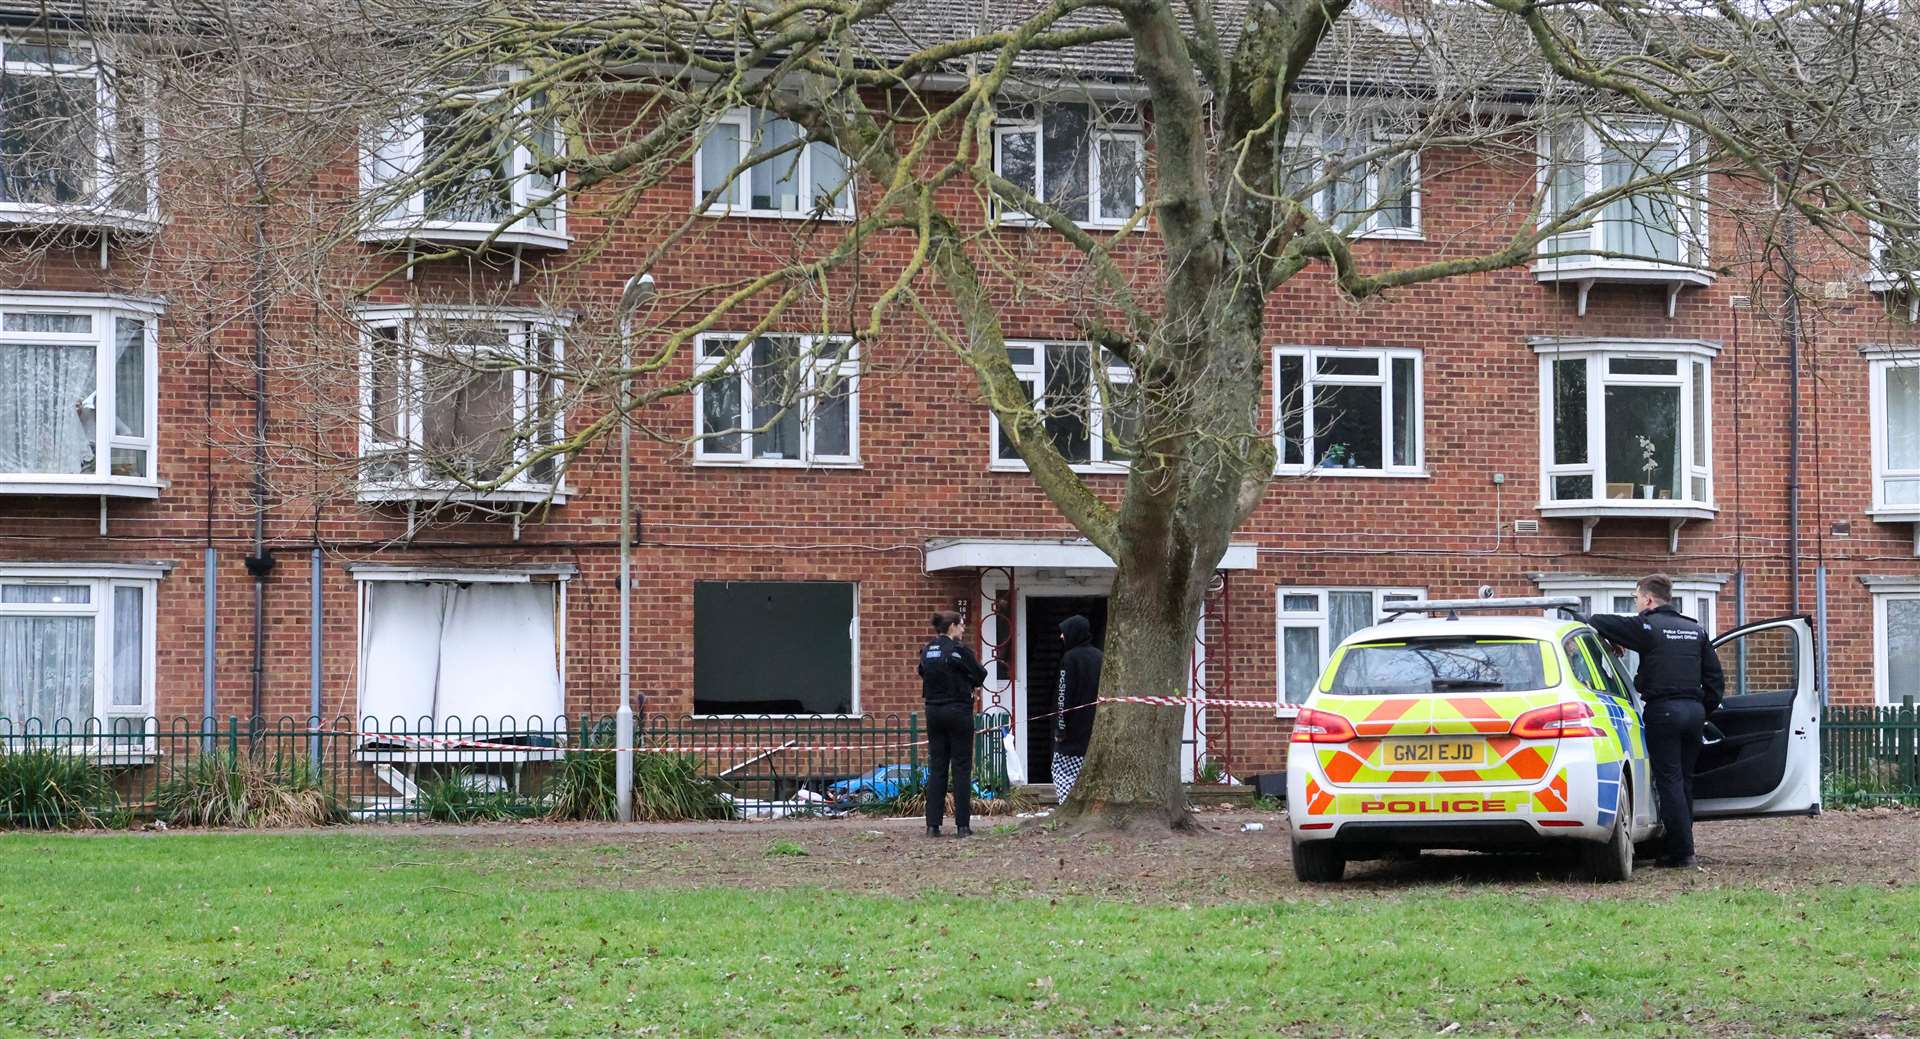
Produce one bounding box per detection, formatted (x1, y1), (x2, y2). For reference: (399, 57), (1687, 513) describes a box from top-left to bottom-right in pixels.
(1540, 120), (1706, 268)
(1281, 130), (1419, 237)
(0, 39), (152, 221)
(1274, 347), (1423, 475)
(990, 341), (1137, 469)
(1871, 355), (1920, 513)
(361, 70), (565, 243)
(1537, 342), (1714, 508)
(693, 334), (858, 466)
(992, 103), (1144, 228)
(694, 108), (852, 219)
(0, 297), (157, 489)
(359, 311), (565, 492)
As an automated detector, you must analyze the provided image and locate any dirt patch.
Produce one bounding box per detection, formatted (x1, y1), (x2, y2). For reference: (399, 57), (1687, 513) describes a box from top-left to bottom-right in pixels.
(356, 804), (1920, 904)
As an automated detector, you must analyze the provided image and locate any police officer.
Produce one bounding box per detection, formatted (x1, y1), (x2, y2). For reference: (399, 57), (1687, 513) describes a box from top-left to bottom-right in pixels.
(918, 610), (987, 838)
(1584, 573), (1725, 868)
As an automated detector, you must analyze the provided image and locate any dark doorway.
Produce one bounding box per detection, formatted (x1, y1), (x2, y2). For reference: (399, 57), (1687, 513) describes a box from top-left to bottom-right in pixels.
(1024, 595), (1108, 783)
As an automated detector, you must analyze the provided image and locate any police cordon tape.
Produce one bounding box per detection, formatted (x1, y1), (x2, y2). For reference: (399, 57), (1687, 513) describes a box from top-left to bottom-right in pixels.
(334, 694), (1273, 755)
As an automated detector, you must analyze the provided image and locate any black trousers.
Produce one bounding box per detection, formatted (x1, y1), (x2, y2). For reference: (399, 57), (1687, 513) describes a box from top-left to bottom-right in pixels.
(1644, 697), (1706, 861)
(924, 703), (974, 831)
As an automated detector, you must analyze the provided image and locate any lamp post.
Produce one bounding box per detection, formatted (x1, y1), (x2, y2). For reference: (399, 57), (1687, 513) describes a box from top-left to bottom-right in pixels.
(614, 272), (655, 823)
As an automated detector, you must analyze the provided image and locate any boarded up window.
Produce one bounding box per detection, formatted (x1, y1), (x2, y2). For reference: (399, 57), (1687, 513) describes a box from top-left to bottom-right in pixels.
(693, 581), (856, 715)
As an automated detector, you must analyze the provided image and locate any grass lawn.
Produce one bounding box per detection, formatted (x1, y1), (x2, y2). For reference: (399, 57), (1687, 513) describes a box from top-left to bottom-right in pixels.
(0, 833), (1914, 1038)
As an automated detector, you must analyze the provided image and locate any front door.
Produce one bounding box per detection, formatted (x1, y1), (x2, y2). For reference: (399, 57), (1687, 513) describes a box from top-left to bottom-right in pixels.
(1695, 616), (1822, 817)
(1023, 596), (1108, 784)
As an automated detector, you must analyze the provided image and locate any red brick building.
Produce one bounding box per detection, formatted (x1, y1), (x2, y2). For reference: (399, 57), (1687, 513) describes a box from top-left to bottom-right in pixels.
(0, 2), (1915, 785)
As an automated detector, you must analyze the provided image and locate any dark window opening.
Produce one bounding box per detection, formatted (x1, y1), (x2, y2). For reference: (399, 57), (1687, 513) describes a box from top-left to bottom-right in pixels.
(693, 581), (856, 715)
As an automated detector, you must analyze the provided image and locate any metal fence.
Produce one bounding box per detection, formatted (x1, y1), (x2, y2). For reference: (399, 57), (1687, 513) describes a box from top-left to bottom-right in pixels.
(1822, 699), (1920, 805)
(0, 712), (1010, 827)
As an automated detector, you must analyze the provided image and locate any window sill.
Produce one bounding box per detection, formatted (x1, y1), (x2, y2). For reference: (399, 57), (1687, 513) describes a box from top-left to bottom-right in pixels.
(994, 214), (1142, 233)
(1275, 705), (1302, 718)
(1353, 227), (1424, 242)
(1531, 258), (1715, 317)
(691, 458), (863, 470)
(356, 484), (571, 506)
(0, 204), (162, 235)
(1277, 467), (1430, 479)
(360, 223), (571, 252)
(1539, 499), (1717, 553)
(0, 476), (164, 500)
(1866, 505), (1920, 524)
(697, 207), (856, 223)
(991, 460), (1129, 475)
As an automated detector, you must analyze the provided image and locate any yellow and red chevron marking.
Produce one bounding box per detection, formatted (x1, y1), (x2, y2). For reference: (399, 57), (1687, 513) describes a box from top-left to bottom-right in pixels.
(1303, 776), (1334, 816)
(1315, 732), (1555, 785)
(1531, 770), (1570, 813)
(1316, 692), (1563, 740)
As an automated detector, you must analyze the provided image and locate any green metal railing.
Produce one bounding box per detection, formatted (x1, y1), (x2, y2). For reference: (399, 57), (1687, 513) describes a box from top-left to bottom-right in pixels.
(1822, 699), (1920, 805)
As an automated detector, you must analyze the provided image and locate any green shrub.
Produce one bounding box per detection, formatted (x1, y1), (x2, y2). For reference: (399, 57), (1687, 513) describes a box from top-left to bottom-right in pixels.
(765, 838), (808, 857)
(416, 771), (533, 823)
(156, 752), (345, 828)
(545, 726), (621, 821)
(631, 752), (732, 822)
(0, 751), (120, 829)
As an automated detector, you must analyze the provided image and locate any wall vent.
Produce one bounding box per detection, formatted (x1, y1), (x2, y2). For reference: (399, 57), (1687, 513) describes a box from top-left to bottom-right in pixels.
(1514, 519), (1541, 535)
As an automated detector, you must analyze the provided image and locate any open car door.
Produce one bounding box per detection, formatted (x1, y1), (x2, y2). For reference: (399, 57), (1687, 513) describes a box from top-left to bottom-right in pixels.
(1694, 616), (1821, 818)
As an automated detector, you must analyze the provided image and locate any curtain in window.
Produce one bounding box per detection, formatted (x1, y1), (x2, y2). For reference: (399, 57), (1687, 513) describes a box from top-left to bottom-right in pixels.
(360, 582), (562, 733)
(1600, 140), (1683, 262)
(0, 614), (94, 723)
(1889, 367), (1920, 505)
(1328, 591), (1376, 646)
(698, 119), (741, 206)
(748, 111), (804, 212)
(1281, 627), (1319, 705)
(420, 346), (515, 480)
(1889, 599), (1919, 704)
(0, 341), (96, 475)
(110, 586), (142, 707)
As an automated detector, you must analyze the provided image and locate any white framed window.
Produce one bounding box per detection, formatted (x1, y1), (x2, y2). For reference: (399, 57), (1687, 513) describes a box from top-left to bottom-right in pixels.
(990, 341), (1137, 470)
(1539, 119), (1707, 269)
(1276, 587), (1424, 711)
(693, 333), (858, 466)
(358, 308), (567, 497)
(992, 103), (1145, 228)
(1274, 346), (1423, 475)
(0, 38), (155, 225)
(1873, 586), (1920, 706)
(693, 580), (858, 717)
(1869, 354), (1920, 515)
(1534, 574), (1720, 678)
(0, 564), (161, 747)
(1281, 130), (1420, 238)
(361, 69), (566, 247)
(1535, 340), (1714, 508)
(0, 293), (160, 495)
(693, 108), (853, 220)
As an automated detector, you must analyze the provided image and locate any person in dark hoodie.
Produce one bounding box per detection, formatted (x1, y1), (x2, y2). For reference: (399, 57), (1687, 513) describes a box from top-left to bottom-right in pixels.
(1052, 614), (1103, 804)
(918, 609), (987, 837)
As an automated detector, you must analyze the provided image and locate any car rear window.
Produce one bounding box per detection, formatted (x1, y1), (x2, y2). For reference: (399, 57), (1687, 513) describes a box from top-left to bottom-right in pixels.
(1328, 638), (1550, 695)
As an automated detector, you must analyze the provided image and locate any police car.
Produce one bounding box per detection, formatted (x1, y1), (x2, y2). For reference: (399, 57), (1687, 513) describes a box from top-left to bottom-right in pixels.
(1285, 597), (1820, 882)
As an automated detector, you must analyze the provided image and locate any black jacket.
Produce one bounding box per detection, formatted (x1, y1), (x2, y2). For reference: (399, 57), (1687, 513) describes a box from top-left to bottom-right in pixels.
(1054, 615), (1103, 757)
(918, 634), (987, 707)
(1586, 604), (1726, 710)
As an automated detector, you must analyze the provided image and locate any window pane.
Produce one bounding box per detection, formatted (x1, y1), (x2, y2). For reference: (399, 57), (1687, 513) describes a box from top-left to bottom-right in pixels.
(1391, 356), (1417, 467)
(998, 129), (1038, 203)
(1282, 626), (1319, 705)
(3, 313), (89, 333)
(1565, 637), (1600, 690)
(1889, 599), (1920, 703)
(109, 447), (144, 477)
(1095, 135), (1139, 221)
(750, 336), (803, 460)
(0, 614), (94, 722)
(995, 376), (1037, 462)
(1605, 383), (1682, 499)
(748, 112), (804, 213)
(1324, 139), (1366, 228)
(812, 369), (852, 458)
(1328, 591), (1375, 644)
(1330, 638), (1548, 695)
(527, 331), (559, 482)
(1889, 366), (1920, 473)
(1004, 345), (1036, 367)
(699, 120), (742, 206)
(0, 341), (97, 475)
(1278, 354), (1304, 466)
(367, 326), (405, 449)
(808, 142), (850, 212)
(1312, 382), (1383, 470)
(1548, 125), (1586, 217)
(1043, 342), (1092, 463)
(114, 317), (145, 437)
(1281, 594), (1319, 613)
(1102, 378), (1141, 462)
(698, 378), (741, 454)
(1553, 358), (1587, 466)
(111, 586), (142, 707)
(420, 104), (511, 223)
(1376, 152), (1415, 228)
(421, 337), (516, 480)
(1, 584), (89, 604)
(693, 581), (855, 715)
(1609, 357), (1677, 376)
(0, 72), (98, 205)
(1600, 139), (1682, 262)
(1316, 355), (1378, 378)
(1553, 474), (1594, 500)
(1041, 105), (1091, 222)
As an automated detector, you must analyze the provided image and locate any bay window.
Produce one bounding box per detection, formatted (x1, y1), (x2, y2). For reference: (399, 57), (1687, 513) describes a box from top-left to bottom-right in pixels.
(1274, 346), (1423, 475)
(0, 294), (159, 496)
(993, 103), (1145, 228)
(1281, 131), (1420, 237)
(1535, 339), (1715, 521)
(990, 341), (1137, 469)
(0, 39), (155, 225)
(1277, 587), (1423, 710)
(1869, 354), (1920, 517)
(693, 108), (852, 219)
(0, 565), (159, 745)
(361, 70), (566, 248)
(359, 309), (566, 499)
(694, 334), (857, 466)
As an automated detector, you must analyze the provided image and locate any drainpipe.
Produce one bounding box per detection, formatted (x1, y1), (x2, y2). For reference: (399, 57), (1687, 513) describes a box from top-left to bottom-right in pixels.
(1781, 211), (1804, 615)
(310, 547), (323, 767)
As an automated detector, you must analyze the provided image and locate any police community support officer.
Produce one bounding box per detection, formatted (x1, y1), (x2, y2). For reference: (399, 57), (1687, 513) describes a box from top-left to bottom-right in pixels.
(1583, 573), (1725, 869)
(918, 610), (988, 839)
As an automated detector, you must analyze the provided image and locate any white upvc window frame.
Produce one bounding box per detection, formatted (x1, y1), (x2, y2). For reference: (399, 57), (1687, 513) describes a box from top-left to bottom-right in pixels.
(1534, 339), (1716, 513)
(355, 306), (569, 502)
(360, 68), (568, 250)
(1868, 351), (1920, 518)
(1871, 583), (1920, 706)
(1282, 129), (1422, 239)
(1272, 345), (1425, 477)
(989, 340), (1134, 473)
(0, 563), (162, 752)
(1532, 574), (1721, 636)
(991, 103), (1146, 230)
(0, 37), (159, 229)
(1537, 118), (1708, 270)
(0, 292), (162, 498)
(1274, 586), (1424, 715)
(692, 107), (855, 221)
(692, 333), (859, 467)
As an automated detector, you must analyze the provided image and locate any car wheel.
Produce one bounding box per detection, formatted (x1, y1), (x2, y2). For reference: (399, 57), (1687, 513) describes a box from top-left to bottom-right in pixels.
(1292, 838), (1346, 883)
(1581, 787), (1634, 883)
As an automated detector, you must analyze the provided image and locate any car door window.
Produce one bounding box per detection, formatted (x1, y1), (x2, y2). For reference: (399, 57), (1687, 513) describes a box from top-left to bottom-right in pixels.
(1580, 634), (1635, 701)
(1717, 623), (1801, 700)
(1563, 635), (1604, 693)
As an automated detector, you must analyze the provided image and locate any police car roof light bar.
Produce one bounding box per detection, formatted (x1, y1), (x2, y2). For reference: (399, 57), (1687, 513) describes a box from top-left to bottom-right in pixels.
(1381, 596), (1586, 621)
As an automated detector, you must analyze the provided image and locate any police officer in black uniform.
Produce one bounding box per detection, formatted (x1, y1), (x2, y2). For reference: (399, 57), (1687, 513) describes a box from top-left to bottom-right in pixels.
(1584, 574), (1725, 868)
(918, 610), (987, 838)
